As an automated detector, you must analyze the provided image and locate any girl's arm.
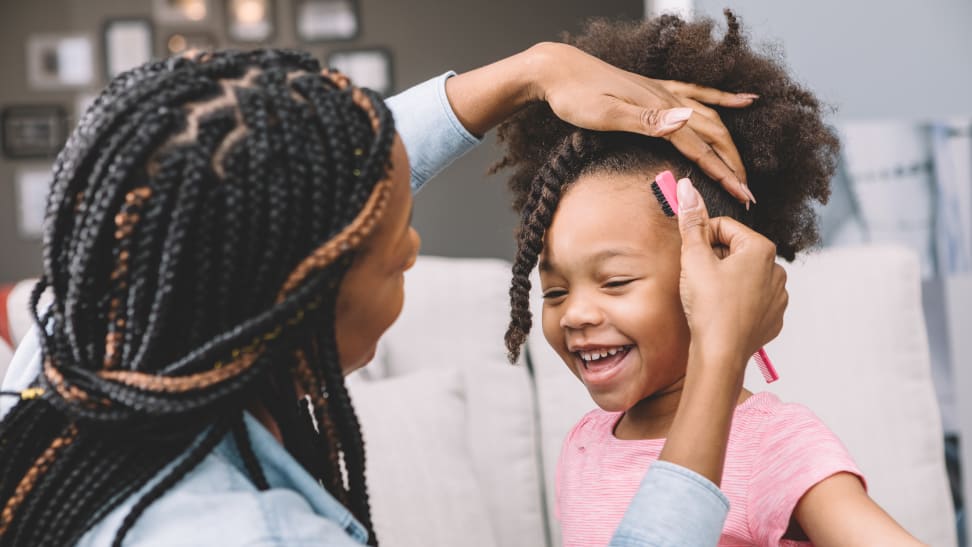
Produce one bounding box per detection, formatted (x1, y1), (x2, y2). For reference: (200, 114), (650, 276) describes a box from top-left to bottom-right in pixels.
(794, 472), (927, 546)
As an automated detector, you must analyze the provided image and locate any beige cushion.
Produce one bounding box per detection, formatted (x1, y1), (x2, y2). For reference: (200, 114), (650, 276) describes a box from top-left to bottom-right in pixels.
(350, 368), (498, 547)
(357, 256), (547, 547)
(744, 245), (956, 546)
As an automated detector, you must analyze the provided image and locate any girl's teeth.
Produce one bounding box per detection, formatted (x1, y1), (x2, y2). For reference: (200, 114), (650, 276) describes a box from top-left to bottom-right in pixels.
(580, 346), (627, 362)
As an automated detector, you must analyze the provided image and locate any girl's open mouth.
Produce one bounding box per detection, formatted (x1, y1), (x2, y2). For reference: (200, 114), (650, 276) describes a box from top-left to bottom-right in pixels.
(576, 345), (633, 385)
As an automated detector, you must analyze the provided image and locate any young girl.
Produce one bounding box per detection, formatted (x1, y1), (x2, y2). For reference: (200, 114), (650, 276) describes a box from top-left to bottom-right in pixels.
(497, 12), (924, 546)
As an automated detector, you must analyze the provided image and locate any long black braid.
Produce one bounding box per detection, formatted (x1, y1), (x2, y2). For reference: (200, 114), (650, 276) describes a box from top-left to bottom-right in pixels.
(0, 49), (396, 546)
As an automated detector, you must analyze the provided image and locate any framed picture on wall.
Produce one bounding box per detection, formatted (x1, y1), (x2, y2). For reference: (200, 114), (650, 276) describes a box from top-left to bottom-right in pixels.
(226, 0), (275, 43)
(326, 48), (393, 96)
(26, 34), (95, 90)
(152, 0), (210, 24)
(1, 105), (68, 159)
(103, 19), (155, 80)
(14, 167), (52, 239)
(164, 31), (218, 55)
(295, 0), (359, 42)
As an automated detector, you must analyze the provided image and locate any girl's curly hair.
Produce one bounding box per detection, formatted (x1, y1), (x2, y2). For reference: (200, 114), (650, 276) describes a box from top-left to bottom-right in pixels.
(494, 10), (839, 362)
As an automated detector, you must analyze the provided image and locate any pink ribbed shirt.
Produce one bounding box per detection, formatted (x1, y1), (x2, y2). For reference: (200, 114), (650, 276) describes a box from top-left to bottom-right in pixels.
(556, 392), (864, 546)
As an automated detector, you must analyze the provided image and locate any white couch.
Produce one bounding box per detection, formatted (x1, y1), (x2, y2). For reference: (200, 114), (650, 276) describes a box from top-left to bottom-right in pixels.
(0, 247), (957, 545)
(348, 246), (957, 547)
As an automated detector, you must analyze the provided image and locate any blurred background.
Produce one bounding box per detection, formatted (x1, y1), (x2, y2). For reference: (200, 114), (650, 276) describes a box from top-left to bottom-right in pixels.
(0, 0), (968, 543)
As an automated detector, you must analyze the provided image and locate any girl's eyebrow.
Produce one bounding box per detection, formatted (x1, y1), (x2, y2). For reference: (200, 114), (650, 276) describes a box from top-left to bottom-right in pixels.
(539, 247), (643, 273)
(584, 248), (642, 264)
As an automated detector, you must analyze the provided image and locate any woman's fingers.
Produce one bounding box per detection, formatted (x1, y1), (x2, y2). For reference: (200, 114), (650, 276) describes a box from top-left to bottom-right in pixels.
(661, 80), (759, 108)
(587, 99), (692, 136)
(682, 110), (748, 186)
(680, 97), (723, 125)
(668, 128), (752, 204)
(707, 215), (776, 258)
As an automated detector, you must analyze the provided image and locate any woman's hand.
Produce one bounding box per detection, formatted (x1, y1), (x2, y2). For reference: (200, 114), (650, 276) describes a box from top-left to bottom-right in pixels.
(445, 42), (758, 205)
(530, 43), (757, 205)
(675, 177), (786, 366)
(658, 178), (787, 486)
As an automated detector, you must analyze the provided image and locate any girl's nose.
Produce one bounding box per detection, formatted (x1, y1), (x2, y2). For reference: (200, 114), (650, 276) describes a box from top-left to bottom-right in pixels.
(560, 295), (604, 330)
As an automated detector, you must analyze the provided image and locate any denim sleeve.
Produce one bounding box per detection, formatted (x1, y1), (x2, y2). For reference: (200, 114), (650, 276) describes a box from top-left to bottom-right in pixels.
(610, 460), (730, 546)
(385, 72), (482, 194)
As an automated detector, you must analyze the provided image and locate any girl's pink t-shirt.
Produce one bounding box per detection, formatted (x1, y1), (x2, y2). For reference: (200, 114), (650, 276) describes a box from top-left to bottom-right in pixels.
(556, 392), (865, 547)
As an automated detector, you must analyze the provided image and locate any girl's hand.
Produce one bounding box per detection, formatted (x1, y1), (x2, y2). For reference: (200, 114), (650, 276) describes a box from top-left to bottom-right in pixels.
(675, 177), (787, 368)
(529, 42), (757, 205)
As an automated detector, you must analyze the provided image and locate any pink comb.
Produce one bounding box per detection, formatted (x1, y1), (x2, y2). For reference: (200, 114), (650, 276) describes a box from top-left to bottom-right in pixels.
(652, 170), (779, 384)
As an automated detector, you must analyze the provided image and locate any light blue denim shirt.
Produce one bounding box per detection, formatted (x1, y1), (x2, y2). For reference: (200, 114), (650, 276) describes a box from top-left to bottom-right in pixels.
(1, 72), (729, 546)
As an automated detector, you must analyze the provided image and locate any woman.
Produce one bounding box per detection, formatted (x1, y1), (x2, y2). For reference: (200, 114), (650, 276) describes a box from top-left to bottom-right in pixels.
(0, 43), (781, 546)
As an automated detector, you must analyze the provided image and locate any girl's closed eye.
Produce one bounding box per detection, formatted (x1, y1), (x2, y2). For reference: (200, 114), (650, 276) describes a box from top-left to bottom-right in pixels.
(542, 287), (568, 300)
(603, 278), (638, 290)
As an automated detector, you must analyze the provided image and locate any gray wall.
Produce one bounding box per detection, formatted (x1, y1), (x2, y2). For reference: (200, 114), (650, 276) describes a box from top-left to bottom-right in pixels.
(0, 0), (643, 283)
(691, 0), (972, 121)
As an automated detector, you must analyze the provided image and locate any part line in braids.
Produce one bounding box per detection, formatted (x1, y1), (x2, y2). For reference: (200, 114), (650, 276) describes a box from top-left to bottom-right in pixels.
(149, 67), (260, 179)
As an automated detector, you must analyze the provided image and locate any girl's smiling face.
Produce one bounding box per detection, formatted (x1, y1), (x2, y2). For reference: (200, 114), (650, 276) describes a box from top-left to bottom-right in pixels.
(539, 171), (691, 412)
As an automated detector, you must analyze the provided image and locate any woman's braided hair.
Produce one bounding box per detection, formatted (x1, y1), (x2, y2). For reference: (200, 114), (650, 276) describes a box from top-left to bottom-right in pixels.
(495, 11), (840, 362)
(0, 49), (395, 546)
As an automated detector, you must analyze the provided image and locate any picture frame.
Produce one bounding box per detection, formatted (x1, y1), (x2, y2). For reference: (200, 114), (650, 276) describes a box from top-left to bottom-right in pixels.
(151, 0), (210, 25)
(103, 18), (155, 80)
(295, 0), (359, 42)
(1, 105), (68, 159)
(226, 0), (275, 43)
(26, 33), (95, 90)
(14, 167), (52, 239)
(164, 31), (218, 55)
(326, 48), (394, 96)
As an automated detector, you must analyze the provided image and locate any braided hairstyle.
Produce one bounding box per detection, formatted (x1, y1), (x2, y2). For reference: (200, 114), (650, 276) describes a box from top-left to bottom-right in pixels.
(0, 49), (395, 546)
(495, 10), (840, 362)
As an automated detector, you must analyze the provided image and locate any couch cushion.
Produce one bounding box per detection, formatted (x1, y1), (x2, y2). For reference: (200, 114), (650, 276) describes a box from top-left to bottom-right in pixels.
(358, 256), (547, 547)
(350, 368), (498, 547)
(742, 245), (956, 546)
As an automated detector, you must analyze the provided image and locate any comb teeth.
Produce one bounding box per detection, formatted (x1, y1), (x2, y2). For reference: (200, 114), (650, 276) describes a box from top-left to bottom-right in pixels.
(753, 348), (779, 383)
(650, 181), (676, 217)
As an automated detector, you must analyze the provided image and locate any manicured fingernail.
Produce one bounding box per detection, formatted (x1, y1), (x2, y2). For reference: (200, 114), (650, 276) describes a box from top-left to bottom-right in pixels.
(729, 93), (760, 106)
(739, 182), (757, 205)
(662, 107), (693, 127)
(677, 178), (699, 212)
